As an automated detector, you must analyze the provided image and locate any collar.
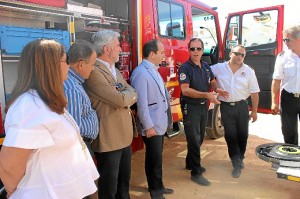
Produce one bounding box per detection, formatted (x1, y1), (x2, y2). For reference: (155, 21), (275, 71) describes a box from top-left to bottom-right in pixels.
(144, 59), (158, 70)
(97, 58), (114, 70)
(69, 68), (84, 84)
(188, 58), (205, 68)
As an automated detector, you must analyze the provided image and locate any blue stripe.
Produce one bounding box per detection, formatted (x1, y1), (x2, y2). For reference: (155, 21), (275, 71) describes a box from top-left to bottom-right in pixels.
(64, 68), (99, 139)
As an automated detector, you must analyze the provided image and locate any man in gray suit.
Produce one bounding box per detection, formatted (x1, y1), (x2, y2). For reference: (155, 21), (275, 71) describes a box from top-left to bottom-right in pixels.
(130, 39), (173, 199)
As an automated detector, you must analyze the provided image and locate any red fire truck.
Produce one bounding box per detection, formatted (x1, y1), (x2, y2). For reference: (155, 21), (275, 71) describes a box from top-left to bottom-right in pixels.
(0, 0), (284, 149)
(0, 0), (286, 196)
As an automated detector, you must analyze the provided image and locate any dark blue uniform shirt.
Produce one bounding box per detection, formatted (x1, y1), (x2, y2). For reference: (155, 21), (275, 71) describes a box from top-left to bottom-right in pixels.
(178, 59), (214, 104)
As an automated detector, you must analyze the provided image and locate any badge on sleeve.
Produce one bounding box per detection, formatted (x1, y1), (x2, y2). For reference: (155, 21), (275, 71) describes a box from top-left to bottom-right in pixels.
(180, 73), (186, 81)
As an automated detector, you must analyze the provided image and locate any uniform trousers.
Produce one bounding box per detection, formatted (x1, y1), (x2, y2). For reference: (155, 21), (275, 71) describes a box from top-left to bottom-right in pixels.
(142, 135), (164, 199)
(220, 100), (249, 168)
(280, 89), (300, 145)
(95, 146), (131, 199)
(182, 103), (208, 176)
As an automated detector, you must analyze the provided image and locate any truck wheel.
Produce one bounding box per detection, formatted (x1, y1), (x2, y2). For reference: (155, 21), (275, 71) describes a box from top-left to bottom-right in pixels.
(206, 104), (224, 139)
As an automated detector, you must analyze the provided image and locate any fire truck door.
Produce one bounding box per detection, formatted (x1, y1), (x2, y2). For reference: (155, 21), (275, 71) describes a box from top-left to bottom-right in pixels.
(223, 5), (284, 112)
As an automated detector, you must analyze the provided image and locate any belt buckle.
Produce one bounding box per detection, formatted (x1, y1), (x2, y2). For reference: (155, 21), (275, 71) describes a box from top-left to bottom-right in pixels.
(229, 102), (235, 106)
(294, 93), (300, 98)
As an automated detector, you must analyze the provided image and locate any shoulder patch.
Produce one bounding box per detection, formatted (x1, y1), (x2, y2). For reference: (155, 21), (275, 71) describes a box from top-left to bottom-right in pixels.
(279, 51), (285, 56)
(179, 73), (186, 81)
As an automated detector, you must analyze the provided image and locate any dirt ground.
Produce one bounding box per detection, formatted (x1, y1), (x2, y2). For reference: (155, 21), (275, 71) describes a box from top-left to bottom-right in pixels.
(130, 133), (300, 199)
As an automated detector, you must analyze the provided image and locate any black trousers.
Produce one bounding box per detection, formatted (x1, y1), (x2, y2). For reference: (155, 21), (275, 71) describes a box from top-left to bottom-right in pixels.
(220, 100), (249, 168)
(95, 146), (132, 199)
(142, 135), (164, 199)
(280, 89), (300, 145)
(182, 103), (208, 176)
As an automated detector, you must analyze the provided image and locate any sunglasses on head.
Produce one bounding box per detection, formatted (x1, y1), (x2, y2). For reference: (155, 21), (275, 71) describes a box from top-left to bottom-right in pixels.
(189, 47), (202, 51)
(232, 52), (245, 58)
(283, 38), (292, 43)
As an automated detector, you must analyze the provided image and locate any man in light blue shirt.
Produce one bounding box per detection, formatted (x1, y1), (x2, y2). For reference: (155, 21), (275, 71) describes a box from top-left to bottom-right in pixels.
(64, 40), (99, 155)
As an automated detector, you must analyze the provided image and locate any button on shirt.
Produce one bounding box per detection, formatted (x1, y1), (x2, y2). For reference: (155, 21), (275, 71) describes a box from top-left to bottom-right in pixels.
(211, 62), (260, 102)
(64, 68), (99, 139)
(273, 49), (300, 94)
(178, 59), (214, 104)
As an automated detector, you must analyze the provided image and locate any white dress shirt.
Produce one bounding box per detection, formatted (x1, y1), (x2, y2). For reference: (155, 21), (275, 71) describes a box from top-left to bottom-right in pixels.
(273, 49), (300, 94)
(211, 62), (260, 102)
(98, 58), (117, 80)
(4, 90), (99, 199)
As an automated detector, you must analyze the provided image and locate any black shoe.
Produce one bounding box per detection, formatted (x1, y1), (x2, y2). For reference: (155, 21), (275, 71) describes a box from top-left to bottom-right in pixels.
(191, 175), (211, 186)
(240, 162), (245, 169)
(232, 168), (241, 178)
(185, 166), (206, 173)
(163, 187), (174, 194)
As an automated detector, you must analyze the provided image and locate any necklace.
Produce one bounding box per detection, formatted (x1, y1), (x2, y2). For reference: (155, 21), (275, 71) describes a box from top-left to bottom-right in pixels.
(63, 110), (88, 160)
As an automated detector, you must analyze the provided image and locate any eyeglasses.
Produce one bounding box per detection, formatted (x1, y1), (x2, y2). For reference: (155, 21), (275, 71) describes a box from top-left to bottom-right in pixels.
(189, 47), (202, 51)
(232, 52), (245, 58)
(283, 38), (292, 43)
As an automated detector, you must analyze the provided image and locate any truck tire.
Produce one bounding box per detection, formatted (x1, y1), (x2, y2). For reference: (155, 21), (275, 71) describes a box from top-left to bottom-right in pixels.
(206, 104), (224, 139)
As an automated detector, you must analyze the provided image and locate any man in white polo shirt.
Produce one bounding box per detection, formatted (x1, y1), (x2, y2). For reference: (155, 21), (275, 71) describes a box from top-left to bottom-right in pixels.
(211, 45), (260, 178)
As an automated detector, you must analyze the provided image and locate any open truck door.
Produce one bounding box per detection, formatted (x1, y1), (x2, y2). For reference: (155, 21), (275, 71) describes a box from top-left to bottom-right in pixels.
(223, 5), (284, 113)
(203, 5), (284, 139)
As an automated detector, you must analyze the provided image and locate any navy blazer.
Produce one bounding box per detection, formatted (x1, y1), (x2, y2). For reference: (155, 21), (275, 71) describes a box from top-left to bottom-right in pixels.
(130, 60), (171, 136)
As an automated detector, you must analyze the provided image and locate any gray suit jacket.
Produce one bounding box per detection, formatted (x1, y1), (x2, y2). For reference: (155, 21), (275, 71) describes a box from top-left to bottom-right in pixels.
(130, 59), (171, 136)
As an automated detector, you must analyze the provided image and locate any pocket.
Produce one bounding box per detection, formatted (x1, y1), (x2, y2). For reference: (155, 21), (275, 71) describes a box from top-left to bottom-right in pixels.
(283, 61), (295, 76)
(236, 77), (248, 89)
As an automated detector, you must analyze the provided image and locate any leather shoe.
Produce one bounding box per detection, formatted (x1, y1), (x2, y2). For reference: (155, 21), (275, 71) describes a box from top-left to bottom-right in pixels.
(191, 175), (211, 186)
(232, 168), (241, 178)
(185, 166), (206, 173)
(163, 187), (174, 194)
(240, 162), (245, 169)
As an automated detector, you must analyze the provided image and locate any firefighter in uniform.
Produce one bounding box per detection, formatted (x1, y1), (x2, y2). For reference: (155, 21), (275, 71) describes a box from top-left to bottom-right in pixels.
(271, 25), (300, 145)
(178, 38), (228, 186)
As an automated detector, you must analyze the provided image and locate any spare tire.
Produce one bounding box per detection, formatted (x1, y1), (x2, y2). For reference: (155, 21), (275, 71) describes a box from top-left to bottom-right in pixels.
(256, 143), (300, 167)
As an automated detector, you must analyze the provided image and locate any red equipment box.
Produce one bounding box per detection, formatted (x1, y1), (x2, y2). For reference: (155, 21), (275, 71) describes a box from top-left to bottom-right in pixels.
(19, 0), (67, 8)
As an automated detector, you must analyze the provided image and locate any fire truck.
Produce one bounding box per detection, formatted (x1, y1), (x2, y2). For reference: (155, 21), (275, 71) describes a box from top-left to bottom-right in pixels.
(0, 0), (284, 148)
(0, 0), (286, 196)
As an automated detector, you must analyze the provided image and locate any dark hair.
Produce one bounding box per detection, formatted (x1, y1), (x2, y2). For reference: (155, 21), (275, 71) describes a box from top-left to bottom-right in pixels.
(143, 39), (160, 58)
(5, 39), (67, 114)
(68, 40), (96, 64)
(231, 44), (246, 52)
(188, 38), (204, 49)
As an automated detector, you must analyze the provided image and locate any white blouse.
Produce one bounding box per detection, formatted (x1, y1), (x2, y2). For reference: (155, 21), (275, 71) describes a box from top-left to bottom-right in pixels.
(3, 90), (99, 199)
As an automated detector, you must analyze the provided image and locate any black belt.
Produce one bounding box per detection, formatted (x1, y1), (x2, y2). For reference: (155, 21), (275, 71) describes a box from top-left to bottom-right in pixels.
(221, 100), (245, 106)
(82, 136), (94, 144)
(282, 89), (300, 98)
